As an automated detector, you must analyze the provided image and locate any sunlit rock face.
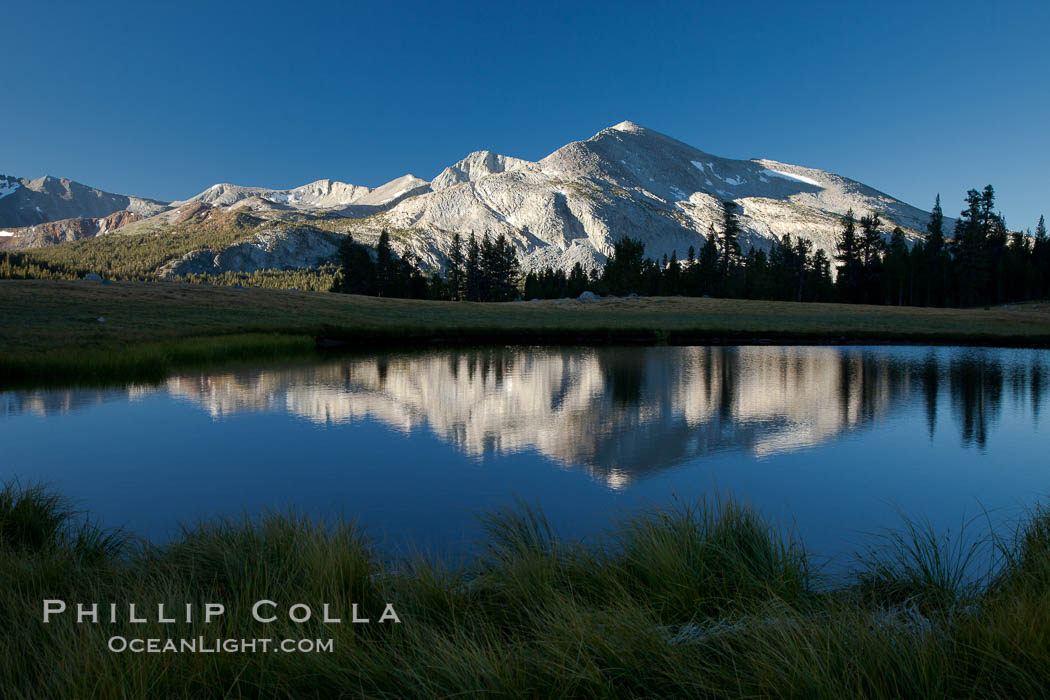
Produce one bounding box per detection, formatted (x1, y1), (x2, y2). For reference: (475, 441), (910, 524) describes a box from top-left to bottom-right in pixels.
(6, 347), (1042, 489)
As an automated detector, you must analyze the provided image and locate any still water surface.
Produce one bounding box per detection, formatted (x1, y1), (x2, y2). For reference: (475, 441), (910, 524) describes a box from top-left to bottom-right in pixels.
(2, 346), (1048, 567)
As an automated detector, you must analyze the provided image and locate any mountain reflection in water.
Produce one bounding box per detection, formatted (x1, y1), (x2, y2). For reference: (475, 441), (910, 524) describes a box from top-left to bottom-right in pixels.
(5, 346), (1046, 490)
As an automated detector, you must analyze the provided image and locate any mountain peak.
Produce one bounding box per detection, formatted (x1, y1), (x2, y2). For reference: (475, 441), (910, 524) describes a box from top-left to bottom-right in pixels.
(28, 175), (60, 189)
(608, 120), (645, 133)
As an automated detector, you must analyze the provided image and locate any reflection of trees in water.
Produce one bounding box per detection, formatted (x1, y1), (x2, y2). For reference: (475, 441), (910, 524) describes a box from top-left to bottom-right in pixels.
(922, 355), (939, 440)
(1033, 363), (1044, 421)
(830, 349), (1047, 451)
(455, 348), (516, 388)
(912, 351), (1047, 450)
(3, 347), (1049, 486)
(949, 356), (1003, 450)
(599, 349), (646, 408)
(717, 347), (739, 421)
(836, 351), (902, 427)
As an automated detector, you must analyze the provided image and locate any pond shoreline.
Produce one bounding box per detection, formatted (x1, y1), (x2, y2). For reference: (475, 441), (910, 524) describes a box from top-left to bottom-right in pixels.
(3, 279), (1050, 387)
(318, 331), (1050, 349)
(7, 331), (1050, 390)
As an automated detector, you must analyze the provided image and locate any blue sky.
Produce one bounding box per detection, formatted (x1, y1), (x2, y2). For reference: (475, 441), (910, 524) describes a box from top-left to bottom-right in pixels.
(3, 0), (1047, 228)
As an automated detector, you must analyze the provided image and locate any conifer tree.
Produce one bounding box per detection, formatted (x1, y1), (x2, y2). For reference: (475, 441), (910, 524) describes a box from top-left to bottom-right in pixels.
(664, 250), (681, 295)
(332, 234), (377, 295)
(792, 236), (813, 302)
(923, 194), (948, 306)
(859, 212), (883, 268)
(568, 261), (588, 297)
(374, 230), (394, 296)
(718, 200), (743, 277)
(697, 236), (720, 295)
(768, 233), (790, 300)
(491, 232), (521, 300)
(465, 233), (483, 301)
(835, 209), (862, 302)
(481, 235), (498, 300)
(955, 187), (998, 306)
(810, 248), (834, 301)
(446, 233), (464, 301)
(883, 227), (910, 305)
(1034, 215), (1049, 299)
(683, 245), (699, 295)
(742, 247), (772, 300)
(601, 237), (648, 295)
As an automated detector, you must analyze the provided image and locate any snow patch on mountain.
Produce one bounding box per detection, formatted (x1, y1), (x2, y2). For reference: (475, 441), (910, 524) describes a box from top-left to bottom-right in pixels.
(762, 168), (822, 188)
(267, 192), (300, 205)
(0, 177), (20, 199)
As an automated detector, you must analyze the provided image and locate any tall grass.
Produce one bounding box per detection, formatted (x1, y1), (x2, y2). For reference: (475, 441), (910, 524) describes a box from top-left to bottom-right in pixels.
(2, 480), (1049, 697)
(0, 479), (126, 562)
(852, 511), (992, 611)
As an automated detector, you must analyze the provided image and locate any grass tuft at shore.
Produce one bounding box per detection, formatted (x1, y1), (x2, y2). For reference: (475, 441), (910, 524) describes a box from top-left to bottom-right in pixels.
(2, 481), (1050, 697)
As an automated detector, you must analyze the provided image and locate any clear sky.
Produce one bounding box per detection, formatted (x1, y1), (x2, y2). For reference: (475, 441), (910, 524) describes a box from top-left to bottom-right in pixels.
(3, 0), (1047, 228)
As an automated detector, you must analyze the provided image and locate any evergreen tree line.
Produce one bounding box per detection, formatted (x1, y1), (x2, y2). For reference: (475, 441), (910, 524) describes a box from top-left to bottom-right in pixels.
(330, 230), (430, 298)
(832, 186), (1050, 307)
(330, 230), (521, 302)
(182, 265), (338, 292)
(0, 252), (82, 281)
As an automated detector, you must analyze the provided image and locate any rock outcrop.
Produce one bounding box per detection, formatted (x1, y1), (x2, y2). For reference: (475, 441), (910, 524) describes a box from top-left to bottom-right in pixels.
(0, 210), (143, 249)
(157, 227), (342, 277)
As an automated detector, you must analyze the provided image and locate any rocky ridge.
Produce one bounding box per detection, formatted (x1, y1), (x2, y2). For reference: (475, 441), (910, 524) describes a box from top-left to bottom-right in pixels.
(2, 122), (948, 276)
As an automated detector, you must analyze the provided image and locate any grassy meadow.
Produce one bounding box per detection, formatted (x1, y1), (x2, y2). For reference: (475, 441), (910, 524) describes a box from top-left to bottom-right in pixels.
(2, 480), (1049, 698)
(3, 279), (1050, 386)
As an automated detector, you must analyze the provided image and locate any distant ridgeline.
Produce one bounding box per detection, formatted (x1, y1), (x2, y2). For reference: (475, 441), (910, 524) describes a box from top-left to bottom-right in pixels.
(3, 185), (1049, 308)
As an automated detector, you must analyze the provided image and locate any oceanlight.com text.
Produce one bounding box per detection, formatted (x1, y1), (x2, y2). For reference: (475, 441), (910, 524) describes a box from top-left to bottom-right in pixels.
(107, 636), (335, 654)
